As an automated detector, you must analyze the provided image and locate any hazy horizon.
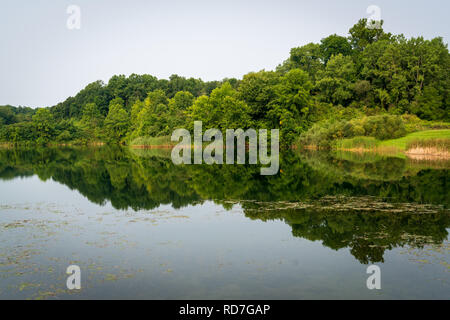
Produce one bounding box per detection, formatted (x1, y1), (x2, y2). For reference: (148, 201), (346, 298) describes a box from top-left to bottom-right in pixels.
(1, 0), (449, 108)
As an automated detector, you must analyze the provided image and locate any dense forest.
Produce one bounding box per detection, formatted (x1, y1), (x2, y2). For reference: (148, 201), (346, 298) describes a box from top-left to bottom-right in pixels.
(0, 19), (449, 146)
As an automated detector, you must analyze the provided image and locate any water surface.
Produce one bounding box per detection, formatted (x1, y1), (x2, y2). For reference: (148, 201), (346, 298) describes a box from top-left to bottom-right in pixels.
(0, 147), (448, 299)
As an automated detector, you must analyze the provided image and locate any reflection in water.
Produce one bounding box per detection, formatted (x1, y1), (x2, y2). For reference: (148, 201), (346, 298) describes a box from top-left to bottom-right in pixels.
(0, 147), (448, 208)
(0, 147), (448, 299)
(242, 197), (448, 264)
(0, 146), (448, 265)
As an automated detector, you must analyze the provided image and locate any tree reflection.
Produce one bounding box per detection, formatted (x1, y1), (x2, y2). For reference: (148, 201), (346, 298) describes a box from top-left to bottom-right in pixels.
(0, 146), (448, 263)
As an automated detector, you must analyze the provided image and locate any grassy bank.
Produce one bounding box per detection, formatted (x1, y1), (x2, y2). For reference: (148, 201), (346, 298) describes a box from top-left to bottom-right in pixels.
(333, 129), (450, 158)
(0, 140), (106, 147)
(378, 130), (450, 149)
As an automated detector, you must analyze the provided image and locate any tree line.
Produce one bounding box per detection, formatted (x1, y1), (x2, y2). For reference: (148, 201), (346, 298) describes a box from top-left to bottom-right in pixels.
(1, 19), (448, 146)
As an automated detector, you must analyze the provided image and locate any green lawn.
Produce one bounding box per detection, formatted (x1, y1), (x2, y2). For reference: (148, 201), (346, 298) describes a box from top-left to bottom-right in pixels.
(333, 129), (450, 153)
(379, 129), (450, 150)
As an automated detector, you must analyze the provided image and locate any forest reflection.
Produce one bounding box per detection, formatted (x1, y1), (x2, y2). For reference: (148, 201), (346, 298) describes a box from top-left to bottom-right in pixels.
(0, 146), (448, 264)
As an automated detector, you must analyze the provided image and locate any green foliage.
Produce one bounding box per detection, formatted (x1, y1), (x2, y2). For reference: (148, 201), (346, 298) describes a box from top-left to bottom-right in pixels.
(267, 69), (313, 145)
(169, 91), (194, 111)
(320, 34), (353, 63)
(188, 82), (253, 130)
(81, 103), (103, 126)
(104, 98), (130, 143)
(360, 114), (406, 140)
(0, 106), (16, 125)
(299, 114), (407, 148)
(1, 17), (448, 146)
(49, 74), (222, 121)
(379, 129), (450, 150)
(334, 136), (379, 149)
(79, 102), (104, 141)
(32, 109), (56, 145)
(349, 18), (391, 51)
(238, 70), (279, 121)
(132, 90), (171, 138)
(315, 54), (356, 105)
(277, 43), (323, 80)
(360, 36), (449, 118)
(0, 105), (34, 125)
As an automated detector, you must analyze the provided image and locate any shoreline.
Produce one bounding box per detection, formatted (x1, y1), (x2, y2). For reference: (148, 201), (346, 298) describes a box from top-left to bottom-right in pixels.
(130, 145), (175, 149)
(298, 144), (450, 161)
(334, 146), (450, 160)
(3, 141), (450, 161)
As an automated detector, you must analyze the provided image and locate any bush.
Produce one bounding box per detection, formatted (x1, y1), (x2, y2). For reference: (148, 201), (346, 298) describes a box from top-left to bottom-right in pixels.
(298, 114), (407, 148)
(360, 115), (406, 140)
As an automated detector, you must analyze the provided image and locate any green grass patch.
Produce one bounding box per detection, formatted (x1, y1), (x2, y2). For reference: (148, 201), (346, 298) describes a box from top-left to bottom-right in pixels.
(379, 129), (450, 150)
(334, 130), (450, 155)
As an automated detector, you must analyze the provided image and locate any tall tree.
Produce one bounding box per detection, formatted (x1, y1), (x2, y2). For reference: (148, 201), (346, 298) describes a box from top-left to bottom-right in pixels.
(349, 19), (390, 51)
(315, 54), (356, 106)
(104, 98), (130, 143)
(277, 43), (324, 80)
(32, 108), (55, 145)
(320, 34), (353, 63)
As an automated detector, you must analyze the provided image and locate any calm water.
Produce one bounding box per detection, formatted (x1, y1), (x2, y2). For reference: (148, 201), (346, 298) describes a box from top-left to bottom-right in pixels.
(0, 147), (448, 299)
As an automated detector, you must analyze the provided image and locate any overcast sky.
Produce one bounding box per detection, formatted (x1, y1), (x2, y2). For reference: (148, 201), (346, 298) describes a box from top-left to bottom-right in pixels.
(1, 0), (449, 108)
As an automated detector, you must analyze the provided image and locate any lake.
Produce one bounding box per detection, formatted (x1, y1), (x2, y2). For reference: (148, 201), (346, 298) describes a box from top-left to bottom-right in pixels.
(0, 147), (448, 299)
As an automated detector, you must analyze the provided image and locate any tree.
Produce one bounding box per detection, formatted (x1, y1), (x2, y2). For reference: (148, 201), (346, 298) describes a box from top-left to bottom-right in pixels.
(132, 90), (170, 138)
(349, 19), (390, 51)
(238, 70), (279, 122)
(359, 35), (449, 116)
(277, 43), (323, 80)
(0, 106), (16, 125)
(80, 103), (103, 140)
(104, 98), (130, 143)
(129, 99), (144, 134)
(320, 34), (353, 63)
(188, 82), (253, 130)
(1, 17), (449, 146)
(315, 54), (356, 106)
(32, 108), (56, 145)
(412, 86), (445, 120)
(267, 69), (313, 144)
(169, 91), (194, 111)
(81, 103), (103, 126)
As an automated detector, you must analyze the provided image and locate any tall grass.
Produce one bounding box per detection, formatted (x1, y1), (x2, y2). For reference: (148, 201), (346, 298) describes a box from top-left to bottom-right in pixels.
(333, 136), (378, 150)
(406, 139), (450, 152)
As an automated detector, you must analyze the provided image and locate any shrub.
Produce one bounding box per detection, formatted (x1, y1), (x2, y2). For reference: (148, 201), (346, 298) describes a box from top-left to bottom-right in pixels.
(298, 114), (407, 148)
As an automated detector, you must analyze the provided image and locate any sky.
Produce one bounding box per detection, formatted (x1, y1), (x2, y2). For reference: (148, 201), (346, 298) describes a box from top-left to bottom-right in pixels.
(0, 0), (449, 108)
